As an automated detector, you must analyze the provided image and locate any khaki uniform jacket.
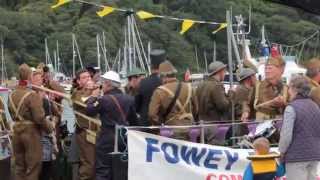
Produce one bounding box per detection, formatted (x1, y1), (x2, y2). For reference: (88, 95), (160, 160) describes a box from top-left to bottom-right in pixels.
(71, 88), (92, 129)
(234, 84), (255, 119)
(149, 79), (198, 126)
(254, 80), (289, 119)
(8, 86), (53, 133)
(196, 77), (231, 122)
(306, 76), (320, 105)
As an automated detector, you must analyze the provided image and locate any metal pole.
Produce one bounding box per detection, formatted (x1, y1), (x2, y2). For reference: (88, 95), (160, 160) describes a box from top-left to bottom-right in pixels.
(114, 125), (119, 153)
(204, 51), (208, 74)
(213, 39), (216, 62)
(97, 34), (101, 70)
(227, 10), (236, 144)
(72, 34), (76, 77)
(200, 120), (205, 144)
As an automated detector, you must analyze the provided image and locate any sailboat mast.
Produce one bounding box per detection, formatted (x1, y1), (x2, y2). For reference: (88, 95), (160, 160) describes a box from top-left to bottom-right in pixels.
(1, 40), (4, 84)
(72, 34), (76, 77)
(97, 34), (101, 70)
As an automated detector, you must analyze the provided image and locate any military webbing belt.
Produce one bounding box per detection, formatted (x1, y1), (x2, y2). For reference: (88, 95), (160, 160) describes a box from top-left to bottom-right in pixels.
(158, 83), (193, 124)
(9, 91), (33, 122)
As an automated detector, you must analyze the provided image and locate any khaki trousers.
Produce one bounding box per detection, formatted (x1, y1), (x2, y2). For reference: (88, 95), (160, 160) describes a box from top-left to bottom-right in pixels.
(76, 130), (96, 180)
(13, 126), (42, 180)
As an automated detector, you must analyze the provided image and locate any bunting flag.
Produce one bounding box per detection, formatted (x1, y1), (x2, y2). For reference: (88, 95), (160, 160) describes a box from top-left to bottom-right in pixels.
(50, 0), (227, 35)
(136, 10), (157, 20)
(51, 0), (71, 9)
(212, 23), (227, 34)
(180, 19), (195, 35)
(96, 6), (115, 17)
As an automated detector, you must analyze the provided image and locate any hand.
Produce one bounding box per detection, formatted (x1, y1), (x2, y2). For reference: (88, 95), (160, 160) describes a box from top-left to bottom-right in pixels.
(273, 96), (285, 107)
(85, 80), (95, 90)
(91, 88), (101, 97)
(241, 112), (250, 122)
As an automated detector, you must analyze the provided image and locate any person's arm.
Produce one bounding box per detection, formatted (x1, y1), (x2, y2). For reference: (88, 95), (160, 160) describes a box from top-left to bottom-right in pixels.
(243, 163), (253, 180)
(275, 163), (286, 177)
(148, 90), (162, 125)
(86, 96), (101, 117)
(128, 100), (139, 126)
(279, 105), (296, 154)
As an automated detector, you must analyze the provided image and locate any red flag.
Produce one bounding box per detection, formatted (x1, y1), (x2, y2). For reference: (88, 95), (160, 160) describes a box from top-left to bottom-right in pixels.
(271, 44), (280, 58)
(184, 68), (191, 82)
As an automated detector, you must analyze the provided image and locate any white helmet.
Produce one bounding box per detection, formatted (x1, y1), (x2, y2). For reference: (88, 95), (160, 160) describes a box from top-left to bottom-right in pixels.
(101, 71), (121, 84)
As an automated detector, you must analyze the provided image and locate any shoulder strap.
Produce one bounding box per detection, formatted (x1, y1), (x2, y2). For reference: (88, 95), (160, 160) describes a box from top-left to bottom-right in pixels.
(162, 82), (182, 120)
(109, 95), (126, 122)
(9, 91), (33, 121)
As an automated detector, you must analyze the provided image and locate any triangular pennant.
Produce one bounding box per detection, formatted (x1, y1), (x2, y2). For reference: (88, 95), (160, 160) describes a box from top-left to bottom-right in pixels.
(96, 6), (115, 17)
(180, 19), (195, 35)
(136, 10), (157, 20)
(212, 23), (227, 34)
(51, 0), (71, 9)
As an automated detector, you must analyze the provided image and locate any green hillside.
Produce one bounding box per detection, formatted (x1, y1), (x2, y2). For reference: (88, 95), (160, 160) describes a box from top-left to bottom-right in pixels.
(0, 0), (319, 77)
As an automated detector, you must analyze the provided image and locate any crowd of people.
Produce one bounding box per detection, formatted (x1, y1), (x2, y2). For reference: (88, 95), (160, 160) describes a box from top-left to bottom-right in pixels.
(1, 49), (320, 180)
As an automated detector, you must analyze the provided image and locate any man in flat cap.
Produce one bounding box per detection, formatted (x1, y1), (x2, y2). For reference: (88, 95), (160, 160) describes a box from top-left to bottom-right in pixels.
(125, 67), (146, 96)
(8, 64), (54, 180)
(135, 49), (165, 126)
(196, 61), (233, 144)
(254, 56), (289, 120)
(305, 58), (320, 105)
(149, 60), (198, 140)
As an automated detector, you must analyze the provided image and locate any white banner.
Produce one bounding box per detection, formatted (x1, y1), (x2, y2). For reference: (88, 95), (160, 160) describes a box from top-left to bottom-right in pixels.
(128, 130), (260, 180)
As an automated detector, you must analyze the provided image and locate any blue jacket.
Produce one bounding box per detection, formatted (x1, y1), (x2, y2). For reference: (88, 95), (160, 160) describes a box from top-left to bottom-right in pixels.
(243, 162), (285, 180)
(86, 88), (138, 129)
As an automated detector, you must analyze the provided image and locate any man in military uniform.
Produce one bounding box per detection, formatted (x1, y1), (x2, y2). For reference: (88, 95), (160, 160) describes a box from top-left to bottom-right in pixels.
(71, 69), (95, 180)
(254, 56), (288, 120)
(149, 60), (198, 140)
(196, 61), (232, 122)
(305, 58), (320, 105)
(235, 68), (257, 121)
(196, 61), (233, 144)
(226, 68), (257, 139)
(135, 49), (165, 126)
(8, 64), (53, 180)
(125, 67), (145, 96)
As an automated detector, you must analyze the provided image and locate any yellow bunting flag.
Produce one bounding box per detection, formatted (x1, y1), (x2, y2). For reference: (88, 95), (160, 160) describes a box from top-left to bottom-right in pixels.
(51, 0), (71, 9)
(96, 6), (115, 17)
(212, 23), (227, 34)
(180, 19), (195, 35)
(136, 10), (157, 20)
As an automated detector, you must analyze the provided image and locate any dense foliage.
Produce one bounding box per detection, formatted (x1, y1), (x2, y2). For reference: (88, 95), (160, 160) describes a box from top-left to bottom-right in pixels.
(0, 0), (319, 77)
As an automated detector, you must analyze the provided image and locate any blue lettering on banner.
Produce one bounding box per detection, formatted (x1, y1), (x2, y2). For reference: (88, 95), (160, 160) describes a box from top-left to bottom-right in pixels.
(181, 146), (207, 166)
(224, 150), (238, 170)
(145, 137), (239, 170)
(146, 138), (160, 162)
(161, 143), (179, 164)
(204, 149), (222, 169)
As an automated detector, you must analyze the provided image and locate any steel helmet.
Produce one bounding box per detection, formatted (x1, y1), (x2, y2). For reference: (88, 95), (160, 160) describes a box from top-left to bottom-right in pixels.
(101, 71), (121, 84)
(127, 67), (146, 78)
(208, 61), (227, 76)
(238, 68), (256, 81)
